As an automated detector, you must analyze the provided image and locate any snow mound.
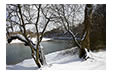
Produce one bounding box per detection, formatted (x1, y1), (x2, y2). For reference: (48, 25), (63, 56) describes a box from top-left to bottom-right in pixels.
(6, 59), (38, 70)
(6, 47), (106, 70)
(43, 48), (106, 70)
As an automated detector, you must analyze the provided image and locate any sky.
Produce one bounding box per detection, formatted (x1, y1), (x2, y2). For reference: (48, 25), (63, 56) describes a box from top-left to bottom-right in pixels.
(6, 4), (85, 33)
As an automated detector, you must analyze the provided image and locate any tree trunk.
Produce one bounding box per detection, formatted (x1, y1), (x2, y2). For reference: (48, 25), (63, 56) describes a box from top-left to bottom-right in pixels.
(79, 4), (93, 59)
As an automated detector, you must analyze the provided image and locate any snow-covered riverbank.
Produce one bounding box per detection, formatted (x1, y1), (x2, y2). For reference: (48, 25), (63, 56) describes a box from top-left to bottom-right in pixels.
(6, 47), (106, 70)
(9, 37), (52, 44)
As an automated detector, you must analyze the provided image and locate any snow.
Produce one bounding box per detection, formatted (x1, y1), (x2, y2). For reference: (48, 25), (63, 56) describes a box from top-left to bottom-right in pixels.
(10, 39), (23, 43)
(6, 47), (106, 70)
(32, 37), (52, 42)
(81, 32), (87, 41)
(10, 37), (52, 44)
(6, 59), (38, 70)
(43, 48), (106, 70)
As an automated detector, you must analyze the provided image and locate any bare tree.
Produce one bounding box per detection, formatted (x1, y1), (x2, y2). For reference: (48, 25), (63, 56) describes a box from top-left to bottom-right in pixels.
(6, 4), (94, 69)
(46, 4), (93, 59)
(6, 4), (54, 68)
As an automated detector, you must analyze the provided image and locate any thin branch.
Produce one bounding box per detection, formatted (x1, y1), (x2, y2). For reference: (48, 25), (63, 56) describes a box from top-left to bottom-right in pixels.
(34, 4), (41, 45)
(39, 18), (50, 42)
(18, 4), (26, 34)
(18, 4), (36, 56)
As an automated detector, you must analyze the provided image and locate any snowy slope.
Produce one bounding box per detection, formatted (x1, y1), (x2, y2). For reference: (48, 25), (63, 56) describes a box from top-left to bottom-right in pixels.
(6, 47), (106, 70)
(6, 59), (38, 70)
(43, 48), (106, 70)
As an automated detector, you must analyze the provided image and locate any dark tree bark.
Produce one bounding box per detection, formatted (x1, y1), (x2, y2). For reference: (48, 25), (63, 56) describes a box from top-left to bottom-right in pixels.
(79, 4), (93, 59)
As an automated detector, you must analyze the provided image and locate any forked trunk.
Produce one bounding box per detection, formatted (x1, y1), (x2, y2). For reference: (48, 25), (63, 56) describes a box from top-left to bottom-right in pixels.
(31, 45), (47, 68)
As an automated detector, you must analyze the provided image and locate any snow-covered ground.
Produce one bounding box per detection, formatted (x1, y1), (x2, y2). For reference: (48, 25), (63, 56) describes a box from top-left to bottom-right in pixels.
(6, 47), (106, 70)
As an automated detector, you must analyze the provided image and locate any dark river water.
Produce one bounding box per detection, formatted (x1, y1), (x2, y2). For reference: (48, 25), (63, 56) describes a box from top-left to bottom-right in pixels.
(6, 40), (74, 65)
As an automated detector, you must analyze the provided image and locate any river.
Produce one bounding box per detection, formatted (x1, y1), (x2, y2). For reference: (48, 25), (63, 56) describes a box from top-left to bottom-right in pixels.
(6, 40), (74, 65)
